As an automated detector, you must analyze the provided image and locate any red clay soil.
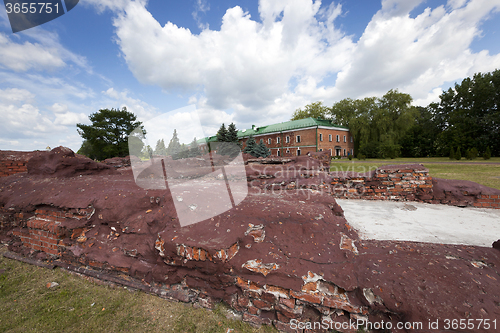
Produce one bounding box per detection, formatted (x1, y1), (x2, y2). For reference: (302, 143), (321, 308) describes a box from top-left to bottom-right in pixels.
(1, 148), (499, 332)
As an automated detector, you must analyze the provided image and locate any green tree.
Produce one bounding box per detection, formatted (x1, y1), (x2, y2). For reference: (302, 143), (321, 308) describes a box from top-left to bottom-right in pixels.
(400, 106), (440, 157)
(455, 147), (461, 160)
(329, 90), (415, 158)
(166, 129), (181, 157)
(77, 107), (144, 161)
(484, 146), (491, 160)
(77, 140), (94, 158)
(449, 146), (455, 160)
(188, 138), (202, 157)
(215, 123), (241, 157)
(216, 123), (228, 142)
(434, 70), (500, 156)
(254, 140), (271, 158)
(141, 145), (153, 159)
(243, 136), (258, 156)
(291, 101), (329, 120)
(154, 139), (167, 156)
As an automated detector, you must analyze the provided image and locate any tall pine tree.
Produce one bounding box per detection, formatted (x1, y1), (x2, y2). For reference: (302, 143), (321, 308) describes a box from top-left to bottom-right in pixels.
(166, 129), (181, 157)
(244, 136), (257, 156)
(154, 138), (167, 155)
(188, 137), (202, 157)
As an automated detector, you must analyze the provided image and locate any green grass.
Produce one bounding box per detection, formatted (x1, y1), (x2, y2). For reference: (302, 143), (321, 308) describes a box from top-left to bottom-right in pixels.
(330, 157), (500, 190)
(0, 245), (276, 333)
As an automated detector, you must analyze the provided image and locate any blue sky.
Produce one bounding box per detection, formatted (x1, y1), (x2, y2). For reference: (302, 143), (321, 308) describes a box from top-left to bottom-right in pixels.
(1, 0), (499, 151)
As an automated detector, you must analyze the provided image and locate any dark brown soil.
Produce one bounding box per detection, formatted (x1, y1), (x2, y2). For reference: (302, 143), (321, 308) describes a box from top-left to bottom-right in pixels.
(1, 148), (500, 332)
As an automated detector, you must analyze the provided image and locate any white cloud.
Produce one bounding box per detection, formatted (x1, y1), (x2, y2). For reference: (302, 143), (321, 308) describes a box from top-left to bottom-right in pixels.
(85, 0), (500, 126)
(0, 33), (66, 71)
(333, 0), (500, 104)
(0, 88), (35, 103)
(193, 0), (211, 30)
(109, 0), (354, 122)
(101, 87), (158, 121)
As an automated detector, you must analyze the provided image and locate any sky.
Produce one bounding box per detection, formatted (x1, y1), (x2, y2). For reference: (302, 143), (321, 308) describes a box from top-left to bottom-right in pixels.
(0, 0), (499, 151)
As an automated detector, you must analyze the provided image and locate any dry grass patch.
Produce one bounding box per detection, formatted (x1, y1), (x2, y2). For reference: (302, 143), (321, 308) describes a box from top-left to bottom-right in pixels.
(0, 245), (277, 333)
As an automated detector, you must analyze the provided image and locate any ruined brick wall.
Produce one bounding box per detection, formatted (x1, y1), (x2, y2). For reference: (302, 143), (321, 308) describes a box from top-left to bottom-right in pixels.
(12, 208), (94, 256)
(474, 194), (500, 209)
(0, 160), (28, 177)
(330, 165), (432, 201)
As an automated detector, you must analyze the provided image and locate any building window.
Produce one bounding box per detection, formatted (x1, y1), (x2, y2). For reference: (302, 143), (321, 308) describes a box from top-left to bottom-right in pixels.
(336, 135), (339, 142)
(351, 136), (353, 143)
(286, 149), (290, 154)
(296, 135), (301, 143)
(277, 136), (280, 144)
(268, 138), (272, 145)
(351, 149), (353, 155)
(297, 149), (301, 156)
(344, 135), (346, 143)
(329, 134), (332, 142)
(343, 149), (346, 156)
(286, 136), (290, 143)
(260, 139), (264, 144)
(319, 133), (323, 141)
(277, 149), (280, 157)
(319, 149), (323, 152)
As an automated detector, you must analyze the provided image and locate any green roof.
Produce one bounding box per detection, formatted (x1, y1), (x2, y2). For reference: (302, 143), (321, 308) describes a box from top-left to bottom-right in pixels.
(199, 118), (348, 144)
(237, 117), (348, 138)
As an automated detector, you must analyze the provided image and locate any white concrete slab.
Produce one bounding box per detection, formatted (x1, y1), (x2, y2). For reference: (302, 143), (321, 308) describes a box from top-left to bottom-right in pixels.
(335, 199), (500, 247)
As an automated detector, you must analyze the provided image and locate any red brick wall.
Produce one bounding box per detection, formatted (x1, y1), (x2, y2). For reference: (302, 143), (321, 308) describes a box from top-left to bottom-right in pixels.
(12, 208), (93, 256)
(0, 160), (27, 177)
(241, 127), (354, 157)
(474, 195), (500, 209)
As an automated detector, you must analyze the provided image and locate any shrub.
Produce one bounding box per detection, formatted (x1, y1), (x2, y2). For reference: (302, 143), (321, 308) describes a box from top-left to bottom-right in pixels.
(471, 147), (478, 159)
(466, 148), (478, 160)
(357, 153), (366, 160)
(484, 146), (491, 160)
(348, 154), (353, 160)
(455, 147), (461, 160)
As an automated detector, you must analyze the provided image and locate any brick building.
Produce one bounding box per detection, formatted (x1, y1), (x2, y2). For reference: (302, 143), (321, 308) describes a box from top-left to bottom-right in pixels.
(238, 118), (354, 157)
(201, 118), (354, 157)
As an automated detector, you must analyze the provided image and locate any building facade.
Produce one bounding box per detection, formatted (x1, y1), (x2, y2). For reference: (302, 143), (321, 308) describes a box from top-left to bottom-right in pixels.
(238, 118), (354, 157)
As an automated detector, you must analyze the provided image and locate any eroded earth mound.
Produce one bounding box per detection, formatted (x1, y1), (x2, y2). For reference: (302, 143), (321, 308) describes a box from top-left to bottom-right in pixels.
(1, 148), (499, 333)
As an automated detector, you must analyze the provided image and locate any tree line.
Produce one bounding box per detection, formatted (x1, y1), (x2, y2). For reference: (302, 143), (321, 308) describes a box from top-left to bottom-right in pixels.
(77, 70), (498, 161)
(292, 70), (499, 158)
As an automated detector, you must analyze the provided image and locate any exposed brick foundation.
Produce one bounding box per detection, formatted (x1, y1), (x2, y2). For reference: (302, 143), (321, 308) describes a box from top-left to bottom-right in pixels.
(12, 208), (94, 256)
(330, 165), (432, 201)
(0, 160), (27, 177)
(474, 194), (500, 209)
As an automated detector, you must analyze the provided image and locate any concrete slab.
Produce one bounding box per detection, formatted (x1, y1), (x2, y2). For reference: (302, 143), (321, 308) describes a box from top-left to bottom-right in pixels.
(336, 199), (500, 247)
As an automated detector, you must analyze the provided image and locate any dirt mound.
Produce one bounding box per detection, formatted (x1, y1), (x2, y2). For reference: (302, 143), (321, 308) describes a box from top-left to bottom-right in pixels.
(433, 177), (500, 196)
(415, 177), (500, 206)
(2, 151), (500, 332)
(103, 156), (132, 168)
(0, 150), (41, 162)
(27, 146), (116, 178)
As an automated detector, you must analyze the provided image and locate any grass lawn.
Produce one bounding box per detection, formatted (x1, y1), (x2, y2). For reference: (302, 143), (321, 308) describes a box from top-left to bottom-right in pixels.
(330, 157), (500, 190)
(0, 245), (276, 333)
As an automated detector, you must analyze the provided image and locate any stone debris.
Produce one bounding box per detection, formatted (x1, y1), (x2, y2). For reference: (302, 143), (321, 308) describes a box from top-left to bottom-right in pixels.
(46, 282), (59, 288)
(242, 259), (280, 276)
